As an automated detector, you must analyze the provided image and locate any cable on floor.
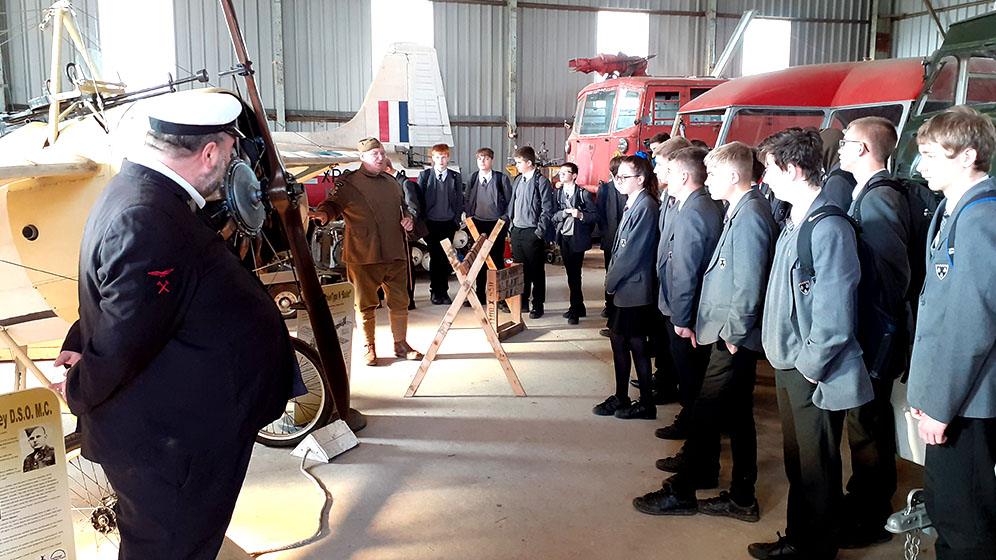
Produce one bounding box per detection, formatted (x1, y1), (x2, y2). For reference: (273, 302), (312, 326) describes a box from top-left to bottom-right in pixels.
(248, 454), (334, 557)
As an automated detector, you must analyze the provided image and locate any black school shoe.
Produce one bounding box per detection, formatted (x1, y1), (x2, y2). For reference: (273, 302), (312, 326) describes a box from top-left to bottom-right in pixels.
(529, 306), (544, 319)
(655, 452), (687, 472)
(655, 421), (688, 440)
(593, 395), (630, 416)
(614, 400), (657, 419)
(633, 485), (697, 516)
(748, 533), (806, 560)
(698, 491), (760, 523)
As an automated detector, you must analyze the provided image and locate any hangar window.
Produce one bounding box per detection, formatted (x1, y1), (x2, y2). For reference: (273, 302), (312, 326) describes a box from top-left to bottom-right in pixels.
(98, 0), (175, 89)
(371, 0), (433, 75)
(742, 18), (791, 77)
(595, 11), (650, 83)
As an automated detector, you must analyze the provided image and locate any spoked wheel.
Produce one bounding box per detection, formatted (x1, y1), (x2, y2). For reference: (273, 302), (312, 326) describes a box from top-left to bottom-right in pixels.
(256, 337), (334, 447)
(65, 432), (120, 559)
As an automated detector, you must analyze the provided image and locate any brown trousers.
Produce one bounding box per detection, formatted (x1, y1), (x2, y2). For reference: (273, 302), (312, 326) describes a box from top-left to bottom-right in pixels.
(346, 260), (410, 347)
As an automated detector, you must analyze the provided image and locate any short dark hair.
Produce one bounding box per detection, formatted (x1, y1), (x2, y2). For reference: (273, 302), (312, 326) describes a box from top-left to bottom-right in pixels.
(649, 132), (670, 144)
(848, 117), (898, 164)
(25, 426), (46, 437)
(476, 147), (495, 159)
(669, 147), (708, 186)
(758, 127), (824, 186)
(690, 139), (710, 150)
(514, 146), (536, 165)
(561, 162), (578, 174)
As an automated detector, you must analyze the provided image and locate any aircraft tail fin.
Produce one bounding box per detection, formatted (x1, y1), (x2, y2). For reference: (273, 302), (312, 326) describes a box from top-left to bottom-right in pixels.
(273, 43), (453, 151)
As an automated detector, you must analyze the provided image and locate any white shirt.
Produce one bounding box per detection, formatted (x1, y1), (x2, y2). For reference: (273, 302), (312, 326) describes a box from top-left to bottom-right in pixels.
(625, 188), (644, 210)
(129, 154), (206, 208)
(435, 168), (449, 182)
(479, 171), (492, 184)
(522, 169), (535, 182)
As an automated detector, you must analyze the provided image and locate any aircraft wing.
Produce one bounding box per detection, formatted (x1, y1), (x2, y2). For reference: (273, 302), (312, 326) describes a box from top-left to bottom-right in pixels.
(278, 146), (360, 183)
(0, 155), (100, 184)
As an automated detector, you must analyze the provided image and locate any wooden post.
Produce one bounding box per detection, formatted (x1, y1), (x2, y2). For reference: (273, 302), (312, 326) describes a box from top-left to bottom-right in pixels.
(406, 220), (525, 397)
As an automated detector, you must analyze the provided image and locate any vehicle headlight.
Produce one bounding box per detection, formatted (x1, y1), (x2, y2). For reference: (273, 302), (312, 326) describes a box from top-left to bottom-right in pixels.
(617, 138), (629, 153)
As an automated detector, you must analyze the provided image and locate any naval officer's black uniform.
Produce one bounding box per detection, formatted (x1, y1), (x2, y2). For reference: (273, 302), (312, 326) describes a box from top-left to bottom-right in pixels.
(64, 159), (297, 559)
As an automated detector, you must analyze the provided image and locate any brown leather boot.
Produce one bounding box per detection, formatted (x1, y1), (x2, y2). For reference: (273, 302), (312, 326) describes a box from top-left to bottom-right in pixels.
(364, 344), (377, 366)
(394, 340), (424, 360)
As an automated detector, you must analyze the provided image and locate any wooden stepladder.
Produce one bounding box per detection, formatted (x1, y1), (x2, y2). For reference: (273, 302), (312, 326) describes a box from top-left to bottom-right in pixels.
(405, 219), (527, 397)
(464, 219), (526, 341)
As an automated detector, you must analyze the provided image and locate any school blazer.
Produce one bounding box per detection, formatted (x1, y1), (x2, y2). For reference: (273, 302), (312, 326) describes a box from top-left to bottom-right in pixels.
(764, 190), (873, 411)
(657, 188), (725, 327)
(696, 190), (778, 352)
(908, 177), (996, 424)
(605, 190), (660, 307)
(552, 186), (598, 253)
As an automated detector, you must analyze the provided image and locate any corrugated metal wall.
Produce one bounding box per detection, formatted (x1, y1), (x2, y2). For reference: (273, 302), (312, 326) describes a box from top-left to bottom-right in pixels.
(2, 0), (881, 173)
(3, 0), (102, 107)
(891, 0), (993, 59)
(171, 0), (372, 134)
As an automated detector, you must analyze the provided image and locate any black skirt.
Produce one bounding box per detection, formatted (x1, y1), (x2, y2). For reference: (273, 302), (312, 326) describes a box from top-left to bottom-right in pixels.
(607, 303), (657, 338)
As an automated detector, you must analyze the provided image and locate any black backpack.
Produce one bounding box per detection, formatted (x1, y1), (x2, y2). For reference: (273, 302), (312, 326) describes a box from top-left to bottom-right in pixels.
(798, 205), (908, 380)
(855, 176), (940, 311)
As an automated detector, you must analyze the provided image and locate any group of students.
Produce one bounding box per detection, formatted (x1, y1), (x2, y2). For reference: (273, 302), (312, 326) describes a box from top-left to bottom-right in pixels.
(588, 107), (996, 560)
(407, 142), (596, 324)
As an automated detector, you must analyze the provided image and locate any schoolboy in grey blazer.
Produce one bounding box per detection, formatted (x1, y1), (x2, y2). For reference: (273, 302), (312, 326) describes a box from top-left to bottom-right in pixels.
(692, 143), (777, 518)
(655, 148), (724, 440)
(751, 128), (873, 560)
(906, 106), (996, 560)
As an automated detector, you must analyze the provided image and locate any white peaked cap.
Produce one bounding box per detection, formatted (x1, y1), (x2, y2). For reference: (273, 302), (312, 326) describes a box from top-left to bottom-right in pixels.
(147, 90), (244, 137)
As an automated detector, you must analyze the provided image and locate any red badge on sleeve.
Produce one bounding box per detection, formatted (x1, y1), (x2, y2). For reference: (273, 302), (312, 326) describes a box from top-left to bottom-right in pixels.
(147, 269), (174, 294)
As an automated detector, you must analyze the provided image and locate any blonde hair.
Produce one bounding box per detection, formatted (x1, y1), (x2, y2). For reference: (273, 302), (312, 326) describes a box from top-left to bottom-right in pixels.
(652, 137), (692, 160)
(917, 105), (996, 173)
(704, 141), (754, 185)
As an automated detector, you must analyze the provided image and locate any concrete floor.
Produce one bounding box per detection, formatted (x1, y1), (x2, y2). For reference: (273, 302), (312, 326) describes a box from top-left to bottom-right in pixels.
(222, 251), (933, 560)
(0, 251), (932, 559)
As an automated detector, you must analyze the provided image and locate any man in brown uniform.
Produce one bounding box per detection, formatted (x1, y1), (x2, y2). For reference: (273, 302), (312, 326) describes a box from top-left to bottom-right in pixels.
(310, 138), (424, 366)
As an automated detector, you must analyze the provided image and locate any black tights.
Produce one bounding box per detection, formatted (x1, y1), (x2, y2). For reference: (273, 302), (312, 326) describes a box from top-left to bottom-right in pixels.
(610, 333), (653, 403)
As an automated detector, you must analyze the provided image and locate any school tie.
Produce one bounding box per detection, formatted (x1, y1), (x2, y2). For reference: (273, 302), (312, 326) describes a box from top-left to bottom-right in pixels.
(438, 173), (444, 183)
